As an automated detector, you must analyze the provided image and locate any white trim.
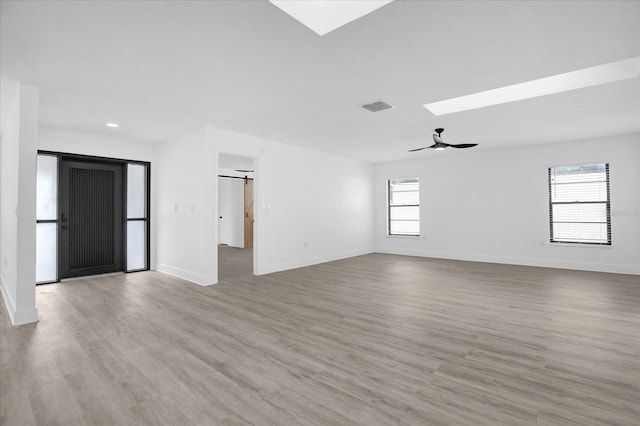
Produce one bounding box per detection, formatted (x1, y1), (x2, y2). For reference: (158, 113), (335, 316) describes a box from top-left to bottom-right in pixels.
(258, 248), (373, 275)
(374, 247), (640, 275)
(155, 264), (217, 286)
(1, 274), (39, 326)
(12, 305), (39, 325)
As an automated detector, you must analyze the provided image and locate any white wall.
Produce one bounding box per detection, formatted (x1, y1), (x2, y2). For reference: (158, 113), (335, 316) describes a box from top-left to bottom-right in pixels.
(0, 78), (21, 323)
(155, 125), (374, 285)
(0, 80), (39, 325)
(37, 127), (157, 270)
(374, 134), (640, 275)
(211, 127), (374, 276)
(156, 128), (217, 285)
(0, 77), (19, 130)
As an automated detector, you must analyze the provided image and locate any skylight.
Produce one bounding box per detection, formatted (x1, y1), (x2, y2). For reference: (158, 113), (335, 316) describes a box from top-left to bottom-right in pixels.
(423, 56), (640, 116)
(269, 0), (393, 36)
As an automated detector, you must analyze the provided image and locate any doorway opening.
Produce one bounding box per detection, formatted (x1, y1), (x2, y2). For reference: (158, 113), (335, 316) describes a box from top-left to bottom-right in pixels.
(35, 151), (150, 284)
(217, 153), (255, 282)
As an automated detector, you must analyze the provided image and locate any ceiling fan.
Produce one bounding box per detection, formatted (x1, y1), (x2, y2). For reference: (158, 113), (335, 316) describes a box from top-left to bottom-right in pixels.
(409, 128), (478, 152)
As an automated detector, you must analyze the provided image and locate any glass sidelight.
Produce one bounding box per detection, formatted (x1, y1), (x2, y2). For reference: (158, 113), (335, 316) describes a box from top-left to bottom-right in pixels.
(36, 154), (58, 283)
(126, 163), (149, 271)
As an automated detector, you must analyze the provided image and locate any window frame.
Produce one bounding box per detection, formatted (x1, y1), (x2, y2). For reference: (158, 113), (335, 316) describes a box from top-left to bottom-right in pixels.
(387, 177), (420, 237)
(124, 161), (151, 272)
(548, 162), (611, 246)
(35, 153), (60, 284)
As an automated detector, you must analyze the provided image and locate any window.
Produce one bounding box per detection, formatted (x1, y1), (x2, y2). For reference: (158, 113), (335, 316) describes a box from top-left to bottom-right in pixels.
(36, 154), (59, 283)
(388, 177), (419, 236)
(126, 163), (150, 271)
(548, 163), (610, 245)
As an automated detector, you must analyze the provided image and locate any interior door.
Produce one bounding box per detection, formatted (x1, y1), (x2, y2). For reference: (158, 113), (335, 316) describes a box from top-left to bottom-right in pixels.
(59, 159), (123, 278)
(244, 179), (254, 248)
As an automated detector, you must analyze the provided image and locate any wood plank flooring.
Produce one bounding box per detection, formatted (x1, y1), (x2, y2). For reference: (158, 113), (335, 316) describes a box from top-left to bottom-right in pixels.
(1, 247), (639, 425)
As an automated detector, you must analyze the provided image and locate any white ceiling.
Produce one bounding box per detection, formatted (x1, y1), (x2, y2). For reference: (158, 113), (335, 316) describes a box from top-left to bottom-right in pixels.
(1, 0), (638, 163)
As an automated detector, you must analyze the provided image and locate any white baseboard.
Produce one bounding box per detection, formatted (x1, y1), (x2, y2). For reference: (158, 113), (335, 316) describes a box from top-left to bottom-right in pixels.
(258, 248), (374, 275)
(155, 263), (217, 286)
(0, 274), (39, 326)
(12, 305), (39, 325)
(374, 247), (640, 275)
(228, 240), (244, 249)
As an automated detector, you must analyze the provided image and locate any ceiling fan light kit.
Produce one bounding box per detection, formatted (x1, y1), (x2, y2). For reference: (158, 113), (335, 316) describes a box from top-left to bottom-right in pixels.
(409, 128), (478, 152)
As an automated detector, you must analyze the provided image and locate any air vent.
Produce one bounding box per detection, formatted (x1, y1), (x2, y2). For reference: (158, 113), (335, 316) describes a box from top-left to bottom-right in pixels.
(361, 100), (394, 112)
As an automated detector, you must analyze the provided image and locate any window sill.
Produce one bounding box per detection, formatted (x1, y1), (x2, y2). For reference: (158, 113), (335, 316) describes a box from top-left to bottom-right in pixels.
(549, 242), (612, 249)
(386, 234), (421, 239)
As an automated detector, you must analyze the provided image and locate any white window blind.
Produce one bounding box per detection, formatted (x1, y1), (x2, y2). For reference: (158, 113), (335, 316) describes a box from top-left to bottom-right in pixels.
(548, 163), (610, 245)
(388, 177), (419, 236)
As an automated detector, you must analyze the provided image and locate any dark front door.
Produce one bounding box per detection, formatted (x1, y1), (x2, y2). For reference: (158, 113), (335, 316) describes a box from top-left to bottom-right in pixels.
(59, 159), (123, 279)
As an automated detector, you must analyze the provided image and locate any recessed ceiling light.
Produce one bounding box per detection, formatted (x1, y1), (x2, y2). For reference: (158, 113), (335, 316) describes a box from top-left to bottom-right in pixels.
(423, 56), (640, 116)
(269, 0), (393, 36)
(106, 123), (119, 128)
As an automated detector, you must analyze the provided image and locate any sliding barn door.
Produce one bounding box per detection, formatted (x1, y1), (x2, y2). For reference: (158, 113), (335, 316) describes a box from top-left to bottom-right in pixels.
(59, 160), (123, 278)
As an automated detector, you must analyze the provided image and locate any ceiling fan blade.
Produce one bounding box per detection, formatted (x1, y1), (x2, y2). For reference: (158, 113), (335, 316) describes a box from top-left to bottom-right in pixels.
(449, 143), (478, 149)
(408, 147), (428, 152)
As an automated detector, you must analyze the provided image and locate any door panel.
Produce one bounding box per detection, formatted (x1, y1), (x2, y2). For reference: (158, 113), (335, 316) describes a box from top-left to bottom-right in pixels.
(59, 160), (123, 278)
(244, 179), (254, 249)
(218, 178), (232, 245)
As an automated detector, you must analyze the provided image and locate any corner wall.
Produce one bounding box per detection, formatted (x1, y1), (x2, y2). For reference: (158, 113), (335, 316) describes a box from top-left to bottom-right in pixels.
(155, 128), (217, 284)
(373, 134), (640, 275)
(0, 80), (39, 325)
(211, 127), (375, 275)
(155, 126), (374, 285)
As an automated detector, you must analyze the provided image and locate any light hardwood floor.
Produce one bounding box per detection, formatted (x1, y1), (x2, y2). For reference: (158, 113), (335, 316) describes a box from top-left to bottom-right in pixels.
(1, 248), (639, 425)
